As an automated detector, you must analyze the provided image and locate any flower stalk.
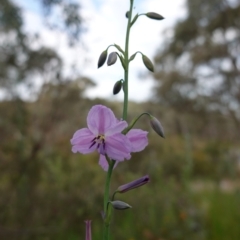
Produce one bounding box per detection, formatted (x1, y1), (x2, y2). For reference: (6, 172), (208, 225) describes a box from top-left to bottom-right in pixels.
(103, 1), (134, 239)
(71, 0), (165, 239)
(122, 0), (134, 121)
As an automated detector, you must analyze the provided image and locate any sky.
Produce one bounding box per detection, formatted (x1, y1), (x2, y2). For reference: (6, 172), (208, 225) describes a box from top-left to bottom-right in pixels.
(14, 0), (186, 102)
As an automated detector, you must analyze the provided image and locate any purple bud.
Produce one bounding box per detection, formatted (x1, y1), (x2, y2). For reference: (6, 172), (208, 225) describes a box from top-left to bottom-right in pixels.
(111, 200), (132, 210)
(146, 12), (164, 20)
(113, 80), (123, 95)
(98, 50), (108, 68)
(85, 220), (92, 240)
(117, 175), (150, 193)
(107, 52), (118, 66)
(150, 116), (165, 138)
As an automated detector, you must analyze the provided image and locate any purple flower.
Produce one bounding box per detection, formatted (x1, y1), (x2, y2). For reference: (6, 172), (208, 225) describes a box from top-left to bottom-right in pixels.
(71, 105), (131, 161)
(117, 175), (150, 193)
(71, 104), (148, 170)
(85, 220), (92, 240)
(99, 129), (148, 171)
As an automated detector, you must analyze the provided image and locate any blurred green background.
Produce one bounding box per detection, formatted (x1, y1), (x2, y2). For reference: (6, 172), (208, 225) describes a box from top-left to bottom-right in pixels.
(0, 0), (240, 239)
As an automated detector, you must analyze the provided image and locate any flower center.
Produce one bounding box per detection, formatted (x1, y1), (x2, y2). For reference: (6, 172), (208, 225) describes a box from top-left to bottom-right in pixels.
(89, 134), (106, 150)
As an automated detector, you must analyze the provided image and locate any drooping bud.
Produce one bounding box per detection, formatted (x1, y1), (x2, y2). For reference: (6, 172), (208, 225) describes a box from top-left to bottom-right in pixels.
(126, 11), (130, 18)
(150, 116), (165, 138)
(85, 220), (92, 240)
(146, 12), (164, 20)
(111, 200), (132, 210)
(142, 54), (154, 72)
(107, 52), (118, 66)
(113, 80), (123, 95)
(98, 50), (108, 68)
(117, 175), (150, 193)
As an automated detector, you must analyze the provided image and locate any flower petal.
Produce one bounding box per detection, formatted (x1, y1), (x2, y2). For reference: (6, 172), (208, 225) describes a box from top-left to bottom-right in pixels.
(98, 155), (119, 171)
(104, 134), (131, 161)
(127, 129), (148, 152)
(105, 120), (128, 136)
(70, 128), (97, 154)
(87, 105), (116, 135)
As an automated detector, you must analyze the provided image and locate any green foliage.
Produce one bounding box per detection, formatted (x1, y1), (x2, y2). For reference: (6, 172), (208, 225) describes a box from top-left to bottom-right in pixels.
(154, 0), (240, 129)
(1, 0), (240, 239)
(200, 191), (240, 240)
(1, 92), (239, 239)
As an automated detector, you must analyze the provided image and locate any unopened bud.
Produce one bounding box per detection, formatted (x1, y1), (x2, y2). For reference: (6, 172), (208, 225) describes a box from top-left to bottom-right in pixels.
(150, 116), (165, 138)
(111, 200), (132, 210)
(146, 12), (164, 20)
(113, 80), (123, 95)
(107, 52), (118, 66)
(117, 175), (150, 193)
(85, 220), (92, 240)
(142, 54), (154, 72)
(98, 50), (108, 68)
(126, 11), (130, 18)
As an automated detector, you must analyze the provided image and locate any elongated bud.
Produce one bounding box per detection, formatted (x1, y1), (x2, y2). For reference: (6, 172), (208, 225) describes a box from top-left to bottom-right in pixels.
(98, 50), (108, 68)
(126, 11), (130, 18)
(107, 52), (118, 66)
(113, 80), (123, 95)
(111, 200), (132, 210)
(150, 116), (165, 138)
(142, 54), (154, 72)
(85, 220), (92, 240)
(117, 175), (150, 193)
(146, 12), (164, 20)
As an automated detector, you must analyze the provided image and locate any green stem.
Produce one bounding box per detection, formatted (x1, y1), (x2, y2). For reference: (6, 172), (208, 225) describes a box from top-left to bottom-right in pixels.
(122, 112), (151, 134)
(103, 224), (110, 240)
(103, 160), (115, 212)
(122, 0), (134, 120)
(103, 160), (115, 240)
(102, 1), (134, 239)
